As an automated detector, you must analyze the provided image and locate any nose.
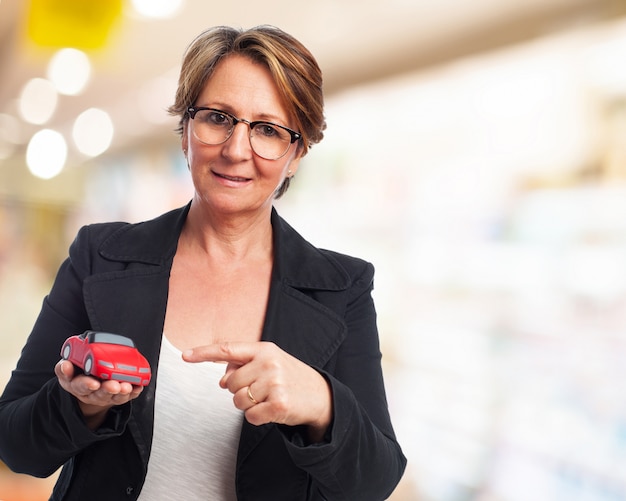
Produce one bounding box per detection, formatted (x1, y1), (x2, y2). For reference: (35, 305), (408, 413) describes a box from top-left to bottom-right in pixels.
(222, 121), (253, 161)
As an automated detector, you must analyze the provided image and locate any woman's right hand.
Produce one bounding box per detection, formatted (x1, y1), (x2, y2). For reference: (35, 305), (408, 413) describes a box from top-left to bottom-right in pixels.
(54, 359), (143, 430)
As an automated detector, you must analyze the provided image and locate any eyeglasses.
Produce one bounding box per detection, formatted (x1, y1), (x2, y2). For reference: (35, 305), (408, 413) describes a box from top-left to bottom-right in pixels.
(187, 106), (302, 160)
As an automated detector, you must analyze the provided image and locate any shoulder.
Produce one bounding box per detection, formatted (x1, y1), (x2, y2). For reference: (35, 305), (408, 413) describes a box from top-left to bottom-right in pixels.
(321, 248), (374, 284)
(272, 209), (374, 291)
(68, 204), (189, 270)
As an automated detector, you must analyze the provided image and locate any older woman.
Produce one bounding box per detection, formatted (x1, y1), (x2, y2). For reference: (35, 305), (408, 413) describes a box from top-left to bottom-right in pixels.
(0, 25), (406, 500)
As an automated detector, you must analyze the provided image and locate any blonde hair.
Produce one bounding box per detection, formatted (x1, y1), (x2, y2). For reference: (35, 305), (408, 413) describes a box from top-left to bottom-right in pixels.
(169, 25), (326, 158)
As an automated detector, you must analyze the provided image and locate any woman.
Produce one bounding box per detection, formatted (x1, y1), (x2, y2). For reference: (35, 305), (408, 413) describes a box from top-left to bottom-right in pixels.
(0, 25), (406, 500)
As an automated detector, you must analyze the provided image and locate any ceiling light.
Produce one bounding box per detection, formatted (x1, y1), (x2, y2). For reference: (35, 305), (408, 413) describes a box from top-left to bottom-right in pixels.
(131, 0), (183, 19)
(47, 48), (92, 96)
(26, 129), (67, 179)
(72, 108), (114, 156)
(18, 78), (58, 125)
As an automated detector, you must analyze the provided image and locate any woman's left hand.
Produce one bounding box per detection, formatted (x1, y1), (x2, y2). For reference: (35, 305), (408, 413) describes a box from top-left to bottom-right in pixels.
(183, 342), (332, 442)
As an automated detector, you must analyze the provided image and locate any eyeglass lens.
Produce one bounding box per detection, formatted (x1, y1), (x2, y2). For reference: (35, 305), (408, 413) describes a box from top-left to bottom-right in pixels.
(191, 109), (293, 160)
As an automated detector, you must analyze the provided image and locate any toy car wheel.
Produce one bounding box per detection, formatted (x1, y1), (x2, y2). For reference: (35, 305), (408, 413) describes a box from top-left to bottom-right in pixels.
(84, 355), (94, 376)
(62, 344), (71, 360)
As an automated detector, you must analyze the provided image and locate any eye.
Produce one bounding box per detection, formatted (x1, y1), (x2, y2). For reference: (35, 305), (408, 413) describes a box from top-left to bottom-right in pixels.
(254, 122), (288, 140)
(205, 110), (232, 127)
(255, 123), (278, 138)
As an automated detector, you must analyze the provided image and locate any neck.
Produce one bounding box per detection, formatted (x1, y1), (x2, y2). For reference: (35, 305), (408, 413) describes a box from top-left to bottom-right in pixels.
(181, 201), (274, 263)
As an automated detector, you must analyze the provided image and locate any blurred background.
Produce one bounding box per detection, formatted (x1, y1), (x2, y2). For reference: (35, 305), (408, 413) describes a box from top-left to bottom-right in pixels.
(2, 0), (626, 499)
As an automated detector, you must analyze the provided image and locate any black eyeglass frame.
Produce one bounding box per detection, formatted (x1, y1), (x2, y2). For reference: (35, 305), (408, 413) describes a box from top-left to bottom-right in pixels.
(187, 106), (302, 144)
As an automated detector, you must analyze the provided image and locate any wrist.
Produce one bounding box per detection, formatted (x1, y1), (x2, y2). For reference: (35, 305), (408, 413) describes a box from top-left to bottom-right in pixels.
(78, 402), (111, 430)
(306, 376), (333, 443)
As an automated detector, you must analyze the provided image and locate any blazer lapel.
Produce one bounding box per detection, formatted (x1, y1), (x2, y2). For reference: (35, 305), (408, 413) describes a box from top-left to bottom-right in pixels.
(237, 209), (351, 463)
(81, 205), (188, 362)
(83, 268), (170, 365)
(81, 205), (188, 464)
(265, 208), (351, 367)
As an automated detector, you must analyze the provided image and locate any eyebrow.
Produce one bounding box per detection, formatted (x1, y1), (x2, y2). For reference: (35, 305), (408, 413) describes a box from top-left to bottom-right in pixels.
(201, 102), (290, 127)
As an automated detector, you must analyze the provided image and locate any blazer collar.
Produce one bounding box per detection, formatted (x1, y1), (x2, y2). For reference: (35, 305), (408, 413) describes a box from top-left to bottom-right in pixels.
(270, 208), (351, 291)
(97, 202), (351, 292)
(98, 203), (190, 266)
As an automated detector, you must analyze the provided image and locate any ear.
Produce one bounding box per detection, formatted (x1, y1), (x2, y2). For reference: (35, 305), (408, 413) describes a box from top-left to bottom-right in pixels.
(286, 151), (302, 178)
(181, 123), (189, 155)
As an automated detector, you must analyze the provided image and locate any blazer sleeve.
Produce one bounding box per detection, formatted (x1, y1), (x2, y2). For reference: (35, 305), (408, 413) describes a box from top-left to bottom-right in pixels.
(0, 225), (131, 477)
(282, 260), (407, 500)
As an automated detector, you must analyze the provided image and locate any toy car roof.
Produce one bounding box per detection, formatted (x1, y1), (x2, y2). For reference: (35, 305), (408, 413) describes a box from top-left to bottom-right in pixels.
(81, 330), (136, 348)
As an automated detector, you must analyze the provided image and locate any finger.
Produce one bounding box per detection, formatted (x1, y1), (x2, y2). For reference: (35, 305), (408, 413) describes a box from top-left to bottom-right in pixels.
(222, 359), (267, 395)
(219, 362), (242, 389)
(99, 386), (138, 405)
(99, 380), (131, 395)
(56, 360), (100, 395)
(244, 403), (274, 427)
(55, 359), (75, 380)
(183, 342), (264, 364)
(70, 375), (101, 396)
(130, 385), (144, 399)
(233, 384), (265, 411)
(80, 382), (140, 406)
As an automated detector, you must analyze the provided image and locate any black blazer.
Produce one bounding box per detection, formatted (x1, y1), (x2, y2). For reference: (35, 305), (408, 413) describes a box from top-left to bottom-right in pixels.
(0, 203), (406, 500)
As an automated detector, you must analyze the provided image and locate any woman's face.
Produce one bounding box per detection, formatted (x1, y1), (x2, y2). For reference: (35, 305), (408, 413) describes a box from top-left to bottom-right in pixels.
(183, 54), (302, 218)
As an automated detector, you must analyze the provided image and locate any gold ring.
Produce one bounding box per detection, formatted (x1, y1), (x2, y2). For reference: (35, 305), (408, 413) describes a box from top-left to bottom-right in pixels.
(247, 386), (258, 405)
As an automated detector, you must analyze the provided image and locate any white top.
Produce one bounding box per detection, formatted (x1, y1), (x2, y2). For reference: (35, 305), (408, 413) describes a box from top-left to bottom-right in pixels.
(137, 336), (243, 501)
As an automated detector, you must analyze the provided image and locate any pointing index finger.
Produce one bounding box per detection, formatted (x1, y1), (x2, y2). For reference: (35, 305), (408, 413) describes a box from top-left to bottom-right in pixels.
(182, 342), (261, 364)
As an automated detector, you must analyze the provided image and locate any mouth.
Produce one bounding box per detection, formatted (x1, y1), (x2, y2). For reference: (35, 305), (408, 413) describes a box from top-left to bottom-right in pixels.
(213, 171), (251, 183)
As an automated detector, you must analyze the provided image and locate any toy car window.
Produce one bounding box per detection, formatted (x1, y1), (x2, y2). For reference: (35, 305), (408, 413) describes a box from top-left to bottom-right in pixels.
(91, 332), (135, 348)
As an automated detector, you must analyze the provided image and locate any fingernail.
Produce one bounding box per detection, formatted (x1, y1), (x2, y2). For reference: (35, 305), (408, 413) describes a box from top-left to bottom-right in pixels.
(182, 349), (193, 359)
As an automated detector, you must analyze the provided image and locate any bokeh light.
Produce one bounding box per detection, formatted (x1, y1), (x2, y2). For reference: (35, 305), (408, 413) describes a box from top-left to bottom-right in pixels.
(72, 108), (114, 157)
(18, 78), (58, 125)
(26, 129), (67, 179)
(131, 0), (183, 19)
(47, 48), (92, 96)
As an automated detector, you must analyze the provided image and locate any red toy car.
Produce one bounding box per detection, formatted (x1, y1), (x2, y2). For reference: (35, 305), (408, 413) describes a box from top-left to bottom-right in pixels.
(61, 330), (151, 386)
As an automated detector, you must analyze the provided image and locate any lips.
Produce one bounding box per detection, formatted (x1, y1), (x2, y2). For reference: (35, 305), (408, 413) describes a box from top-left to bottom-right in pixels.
(214, 172), (251, 182)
